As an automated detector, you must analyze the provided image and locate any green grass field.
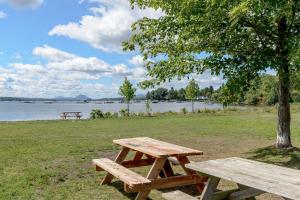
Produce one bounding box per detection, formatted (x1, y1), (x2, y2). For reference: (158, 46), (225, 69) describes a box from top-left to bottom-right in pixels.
(1, 106), (299, 200)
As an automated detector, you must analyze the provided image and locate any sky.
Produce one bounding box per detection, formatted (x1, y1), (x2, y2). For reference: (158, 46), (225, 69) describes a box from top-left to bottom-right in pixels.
(0, 0), (224, 98)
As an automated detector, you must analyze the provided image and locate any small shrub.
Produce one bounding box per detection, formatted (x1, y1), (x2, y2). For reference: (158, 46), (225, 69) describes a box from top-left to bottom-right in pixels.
(131, 112), (138, 117)
(119, 109), (129, 117)
(90, 109), (104, 119)
(104, 112), (113, 118)
(137, 112), (145, 117)
(181, 107), (188, 114)
(112, 112), (119, 118)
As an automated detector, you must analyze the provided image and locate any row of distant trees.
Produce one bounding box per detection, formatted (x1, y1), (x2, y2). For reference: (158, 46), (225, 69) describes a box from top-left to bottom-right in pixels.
(119, 78), (213, 113)
(119, 74), (300, 114)
(214, 73), (300, 106)
(145, 84), (214, 101)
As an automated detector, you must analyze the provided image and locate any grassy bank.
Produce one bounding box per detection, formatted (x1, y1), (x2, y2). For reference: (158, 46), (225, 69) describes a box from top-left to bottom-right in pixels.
(0, 105), (299, 199)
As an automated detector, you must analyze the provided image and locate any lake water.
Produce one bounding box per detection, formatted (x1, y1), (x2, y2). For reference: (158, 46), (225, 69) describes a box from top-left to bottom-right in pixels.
(0, 101), (223, 121)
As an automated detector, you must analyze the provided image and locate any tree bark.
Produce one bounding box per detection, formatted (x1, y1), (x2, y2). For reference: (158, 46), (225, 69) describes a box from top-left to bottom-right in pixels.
(127, 102), (130, 115)
(276, 17), (292, 148)
(277, 68), (292, 148)
(192, 100), (194, 113)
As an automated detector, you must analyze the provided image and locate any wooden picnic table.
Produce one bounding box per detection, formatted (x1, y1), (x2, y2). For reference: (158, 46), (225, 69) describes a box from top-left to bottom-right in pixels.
(93, 137), (206, 200)
(184, 157), (300, 200)
(60, 112), (82, 120)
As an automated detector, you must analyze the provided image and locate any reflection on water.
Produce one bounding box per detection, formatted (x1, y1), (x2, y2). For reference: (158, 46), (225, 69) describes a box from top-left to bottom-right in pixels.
(0, 101), (223, 121)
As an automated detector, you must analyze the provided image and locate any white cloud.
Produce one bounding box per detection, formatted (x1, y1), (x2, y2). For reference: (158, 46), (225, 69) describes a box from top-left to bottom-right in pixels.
(0, 45), (148, 98)
(33, 45), (77, 62)
(49, 0), (162, 52)
(10, 63), (46, 74)
(0, 11), (7, 19)
(47, 57), (110, 74)
(0, 0), (43, 9)
(129, 55), (146, 67)
(0, 45), (223, 98)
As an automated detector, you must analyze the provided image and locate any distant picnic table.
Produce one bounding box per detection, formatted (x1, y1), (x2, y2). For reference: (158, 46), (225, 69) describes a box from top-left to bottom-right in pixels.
(93, 137), (206, 200)
(60, 112), (82, 120)
(164, 157), (300, 200)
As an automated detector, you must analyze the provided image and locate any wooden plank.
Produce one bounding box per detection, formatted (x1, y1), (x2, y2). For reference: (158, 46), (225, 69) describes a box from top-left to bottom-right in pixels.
(101, 147), (130, 185)
(113, 137), (203, 158)
(177, 156), (206, 193)
(135, 157), (167, 200)
(93, 158), (151, 186)
(236, 184), (255, 200)
(134, 151), (144, 161)
(200, 176), (220, 200)
(186, 157), (300, 200)
(162, 190), (198, 200)
(162, 160), (175, 177)
(212, 189), (240, 200)
(96, 158), (154, 171)
(229, 188), (265, 200)
(125, 174), (203, 192)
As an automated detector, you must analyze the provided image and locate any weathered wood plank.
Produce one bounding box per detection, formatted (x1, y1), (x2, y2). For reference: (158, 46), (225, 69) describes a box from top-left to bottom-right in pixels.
(186, 157), (300, 200)
(100, 147), (130, 185)
(162, 190), (198, 200)
(125, 174), (203, 192)
(229, 188), (264, 200)
(177, 156), (206, 193)
(93, 158), (151, 186)
(135, 157), (167, 200)
(200, 176), (220, 200)
(212, 189), (240, 200)
(113, 137), (203, 158)
(95, 159), (154, 171)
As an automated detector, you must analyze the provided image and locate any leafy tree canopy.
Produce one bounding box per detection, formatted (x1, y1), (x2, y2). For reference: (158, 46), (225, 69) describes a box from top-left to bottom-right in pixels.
(119, 77), (136, 103)
(185, 79), (200, 100)
(124, 0), (299, 94)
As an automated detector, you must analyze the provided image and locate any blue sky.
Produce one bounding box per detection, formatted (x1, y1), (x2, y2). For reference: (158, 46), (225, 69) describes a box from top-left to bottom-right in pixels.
(0, 0), (223, 98)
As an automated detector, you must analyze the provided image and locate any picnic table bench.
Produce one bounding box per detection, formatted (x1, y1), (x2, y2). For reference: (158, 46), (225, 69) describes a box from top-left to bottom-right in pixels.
(164, 157), (300, 200)
(60, 112), (82, 120)
(93, 137), (207, 200)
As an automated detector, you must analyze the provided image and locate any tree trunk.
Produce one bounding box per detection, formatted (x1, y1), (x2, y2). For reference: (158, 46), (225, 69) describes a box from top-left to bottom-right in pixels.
(277, 69), (292, 148)
(276, 17), (292, 148)
(127, 102), (130, 115)
(192, 100), (194, 113)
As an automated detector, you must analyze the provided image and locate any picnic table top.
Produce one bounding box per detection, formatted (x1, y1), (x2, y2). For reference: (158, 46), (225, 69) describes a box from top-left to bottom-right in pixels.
(113, 137), (203, 158)
(186, 157), (300, 200)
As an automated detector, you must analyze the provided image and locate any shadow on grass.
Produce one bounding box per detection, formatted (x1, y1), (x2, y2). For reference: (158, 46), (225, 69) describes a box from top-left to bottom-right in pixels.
(245, 145), (300, 169)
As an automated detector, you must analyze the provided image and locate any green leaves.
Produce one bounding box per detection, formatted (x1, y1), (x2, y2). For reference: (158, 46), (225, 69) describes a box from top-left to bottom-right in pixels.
(124, 0), (299, 106)
(185, 79), (200, 100)
(119, 77), (137, 103)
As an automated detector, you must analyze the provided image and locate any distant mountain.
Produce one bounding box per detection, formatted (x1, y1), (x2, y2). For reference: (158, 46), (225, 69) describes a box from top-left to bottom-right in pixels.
(55, 95), (91, 101)
(74, 95), (91, 101)
(0, 94), (145, 102)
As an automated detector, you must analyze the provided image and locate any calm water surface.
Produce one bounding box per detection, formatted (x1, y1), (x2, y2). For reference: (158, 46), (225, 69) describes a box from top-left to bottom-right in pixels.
(0, 101), (223, 121)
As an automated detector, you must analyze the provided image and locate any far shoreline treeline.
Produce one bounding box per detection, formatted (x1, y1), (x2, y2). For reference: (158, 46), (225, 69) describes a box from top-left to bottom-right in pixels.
(1, 74), (300, 106)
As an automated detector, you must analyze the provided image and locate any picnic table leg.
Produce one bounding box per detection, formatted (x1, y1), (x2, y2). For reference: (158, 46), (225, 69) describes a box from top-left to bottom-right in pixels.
(135, 157), (167, 200)
(133, 151), (144, 161)
(177, 156), (206, 193)
(200, 176), (220, 200)
(101, 147), (130, 185)
(237, 184), (256, 200)
(160, 160), (174, 177)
